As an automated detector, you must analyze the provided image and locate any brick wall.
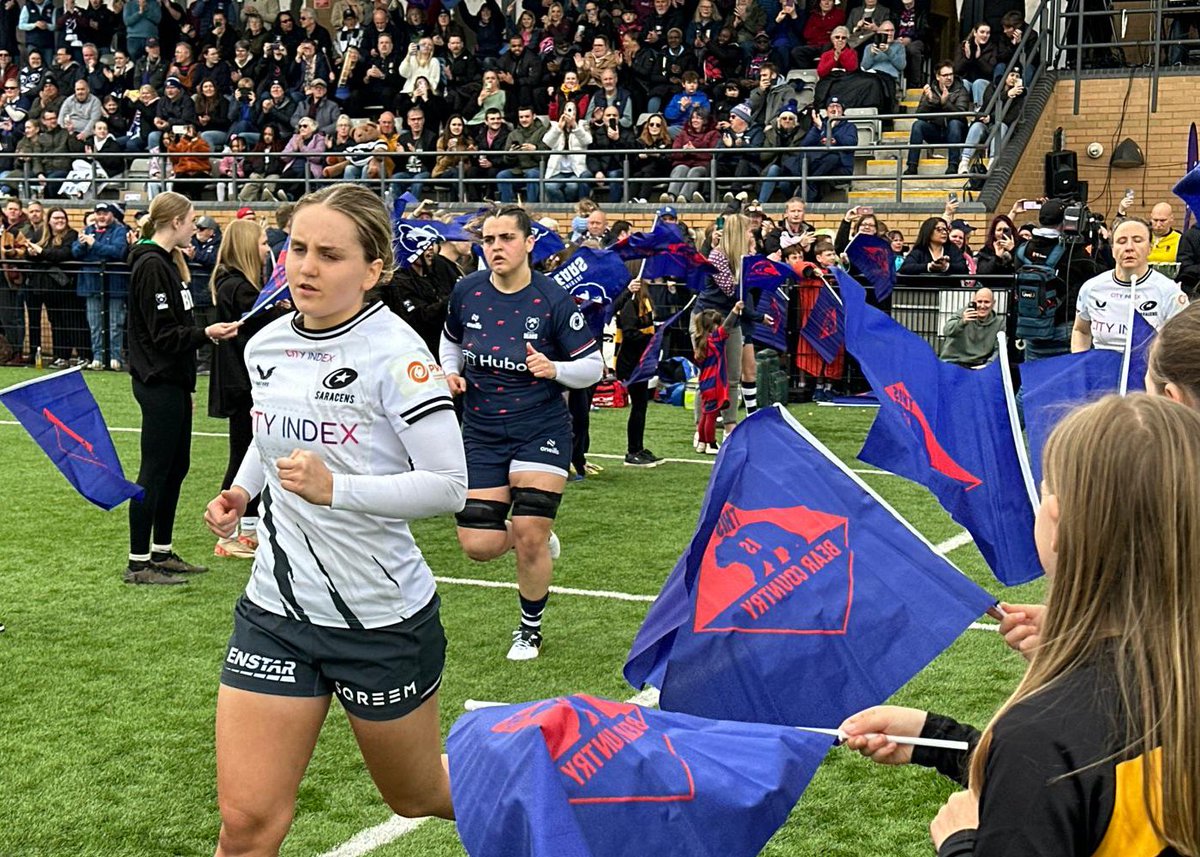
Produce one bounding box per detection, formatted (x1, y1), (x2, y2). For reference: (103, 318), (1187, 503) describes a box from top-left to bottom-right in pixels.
(999, 73), (1196, 223)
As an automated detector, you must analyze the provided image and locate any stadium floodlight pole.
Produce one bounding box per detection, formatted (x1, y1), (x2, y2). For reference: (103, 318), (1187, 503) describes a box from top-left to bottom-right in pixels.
(462, 700), (970, 751)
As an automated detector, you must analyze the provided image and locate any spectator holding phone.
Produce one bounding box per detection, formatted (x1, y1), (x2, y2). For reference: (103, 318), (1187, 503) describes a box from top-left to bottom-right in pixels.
(936, 286), (1003, 367)
(847, 0), (890, 51)
(861, 21), (905, 109)
(974, 214), (1019, 275)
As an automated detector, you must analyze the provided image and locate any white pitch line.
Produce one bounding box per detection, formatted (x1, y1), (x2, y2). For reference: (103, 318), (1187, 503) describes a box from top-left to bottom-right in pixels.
(434, 575), (656, 602)
(933, 530), (975, 556)
(316, 815), (430, 857)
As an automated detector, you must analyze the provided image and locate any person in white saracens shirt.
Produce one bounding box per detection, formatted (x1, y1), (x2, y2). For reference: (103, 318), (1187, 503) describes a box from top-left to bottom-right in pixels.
(203, 184), (466, 857)
(1072, 218), (1189, 353)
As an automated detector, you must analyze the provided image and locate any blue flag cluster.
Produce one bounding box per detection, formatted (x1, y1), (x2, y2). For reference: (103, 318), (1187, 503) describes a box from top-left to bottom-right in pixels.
(844, 234), (896, 302)
(1022, 312), (1155, 484)
(448, 693), (832, 857)
(742, 256), (793, 351)
(837, 269), (1042, 586)
(799, 281), (844, 365)
(0, 369), (143, 509)
(624, 406), (994, 727)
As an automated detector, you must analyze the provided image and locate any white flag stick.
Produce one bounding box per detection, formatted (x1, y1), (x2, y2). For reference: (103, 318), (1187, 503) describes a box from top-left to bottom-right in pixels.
(1118, 281), (1138, 396)
(996, 331), (1040, 511)
(463, 700), (969, 752)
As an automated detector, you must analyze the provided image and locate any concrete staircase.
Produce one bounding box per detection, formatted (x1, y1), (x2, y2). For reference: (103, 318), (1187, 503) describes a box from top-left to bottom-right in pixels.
(846, 89), (975, 204)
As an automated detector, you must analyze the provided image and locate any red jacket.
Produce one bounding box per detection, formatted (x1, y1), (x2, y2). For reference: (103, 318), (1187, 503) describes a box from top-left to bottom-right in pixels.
(817, 46), (859, 77)
(803, 8), (845, 47)
(671, 122), (720, 169)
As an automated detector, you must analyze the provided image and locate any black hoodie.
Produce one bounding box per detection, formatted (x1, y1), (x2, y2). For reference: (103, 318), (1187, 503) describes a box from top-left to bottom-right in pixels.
(207, 266), (290, 417)
(127, 240), (207, 390)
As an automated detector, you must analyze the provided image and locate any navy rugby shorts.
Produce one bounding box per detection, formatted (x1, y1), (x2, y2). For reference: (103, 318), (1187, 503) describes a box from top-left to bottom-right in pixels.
(462, 408), (572, 489)
(220, 594), (446, 721)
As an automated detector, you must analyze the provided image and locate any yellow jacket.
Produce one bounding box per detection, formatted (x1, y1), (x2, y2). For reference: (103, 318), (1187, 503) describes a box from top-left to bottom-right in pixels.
(1149, 229), (1181, 264)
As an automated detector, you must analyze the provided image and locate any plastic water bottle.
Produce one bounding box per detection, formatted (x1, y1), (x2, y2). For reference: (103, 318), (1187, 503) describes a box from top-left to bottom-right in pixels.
(34, 346), (42, 369)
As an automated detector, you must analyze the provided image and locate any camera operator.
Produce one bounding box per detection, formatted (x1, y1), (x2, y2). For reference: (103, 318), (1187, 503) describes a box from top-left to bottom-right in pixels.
(940, 287), (1003, 367)
(1014, 198), (1102, 360)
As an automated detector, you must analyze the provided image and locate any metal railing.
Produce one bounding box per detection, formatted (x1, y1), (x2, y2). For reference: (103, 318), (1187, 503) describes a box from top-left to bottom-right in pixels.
(1056, 0), (1200, 113)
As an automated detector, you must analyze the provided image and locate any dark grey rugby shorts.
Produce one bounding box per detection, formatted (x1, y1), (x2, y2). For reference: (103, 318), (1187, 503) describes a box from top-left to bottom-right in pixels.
(220, 594), (446, 721)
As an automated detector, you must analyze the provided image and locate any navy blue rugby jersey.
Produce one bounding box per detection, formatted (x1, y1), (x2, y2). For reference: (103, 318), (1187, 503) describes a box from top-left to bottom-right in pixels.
(443, 270), (598, 419)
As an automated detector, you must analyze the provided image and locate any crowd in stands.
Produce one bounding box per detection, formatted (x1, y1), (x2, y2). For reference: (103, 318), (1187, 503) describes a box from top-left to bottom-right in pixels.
(0, 0), (1039, 205)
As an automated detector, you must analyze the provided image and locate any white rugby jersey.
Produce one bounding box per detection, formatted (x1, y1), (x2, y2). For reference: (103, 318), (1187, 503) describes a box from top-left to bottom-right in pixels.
(1076, 269), (1188, 351)
(235, 302), (466, 629)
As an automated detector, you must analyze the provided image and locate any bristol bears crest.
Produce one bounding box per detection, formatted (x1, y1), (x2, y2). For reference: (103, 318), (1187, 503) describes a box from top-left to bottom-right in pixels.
(490, 694), (695, 804)
(693, 504), (854, 635)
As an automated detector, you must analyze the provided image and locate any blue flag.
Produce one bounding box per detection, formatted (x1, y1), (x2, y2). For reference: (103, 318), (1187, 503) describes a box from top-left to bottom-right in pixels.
(624, 406), (994, 727)
(611, 222), (687, 261)
(398, 217), (475, 243)
(742, 256), (793, 351)
(839, 269), (1042, 586)
(741, 255), (793, 296)
(0, 368), (143, 510)
(244, 238), (289, 321)
(799, 282), (844, 365)
(1174, 163), (1200, 222)
(1022, 313), (1155, 485)
(548, 246), (632, 307)
(448, 693), (832, 857)
(394, 220), (443, 268)
(612, 223), (715, 290)
(627, 306), (690, 385)
(531, 220), (567, 265)
(392, 191), (420, 220)
(845, 233), (896, 302)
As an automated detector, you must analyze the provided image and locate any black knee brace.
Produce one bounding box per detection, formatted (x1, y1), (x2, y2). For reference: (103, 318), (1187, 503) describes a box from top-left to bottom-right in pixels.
(454, 498), (511, 530)
(510, 487), (563, 520)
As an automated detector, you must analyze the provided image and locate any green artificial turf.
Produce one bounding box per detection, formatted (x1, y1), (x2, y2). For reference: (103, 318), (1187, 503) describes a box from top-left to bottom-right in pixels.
(0, 366), (1045, 857)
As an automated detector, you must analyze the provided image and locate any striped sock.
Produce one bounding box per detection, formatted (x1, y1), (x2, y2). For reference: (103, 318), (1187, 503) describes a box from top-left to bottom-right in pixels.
(519, 593), (548, 634)
(742, 382), (758, 414)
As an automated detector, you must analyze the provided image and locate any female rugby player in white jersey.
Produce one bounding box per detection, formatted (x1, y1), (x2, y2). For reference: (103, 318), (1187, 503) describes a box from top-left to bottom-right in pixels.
(203, 184), (467, 855)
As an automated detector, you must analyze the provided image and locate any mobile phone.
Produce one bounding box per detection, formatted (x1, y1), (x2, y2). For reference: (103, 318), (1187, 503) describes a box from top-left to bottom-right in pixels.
(1022, 199), (1042, 210)
(1124, 188), (1135, 199)
(968, 301), (977, 310)
(859, 206), (874, 216)
(172, 124), (187, 134)
(608, 118), (617, 129)
(874, 32), (887, 44)
(948, 192), (958, 203)
(715, 215), (725, 229)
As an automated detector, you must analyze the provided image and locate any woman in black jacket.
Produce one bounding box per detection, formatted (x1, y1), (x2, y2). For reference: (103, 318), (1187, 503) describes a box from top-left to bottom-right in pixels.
(207, 218), (289, 559)
(632, 114), (674, 203)
(24, 206), (84, 367)
(124, 192), (240, 585)
(586, 104), (637, 202)
(899, 216), (969, 277)
(613, 279), (662, 467)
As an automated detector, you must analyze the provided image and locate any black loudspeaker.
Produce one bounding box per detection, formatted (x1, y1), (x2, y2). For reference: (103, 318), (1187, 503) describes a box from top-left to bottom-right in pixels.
(1045, 150), (1079, 199)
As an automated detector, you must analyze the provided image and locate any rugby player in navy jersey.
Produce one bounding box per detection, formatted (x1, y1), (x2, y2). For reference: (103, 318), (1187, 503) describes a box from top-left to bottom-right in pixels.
(440, 207), (604, 661)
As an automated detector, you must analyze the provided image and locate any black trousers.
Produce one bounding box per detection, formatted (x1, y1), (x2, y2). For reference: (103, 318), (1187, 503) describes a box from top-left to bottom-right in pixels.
(221, 396), (261, 519)
(626, 380), (650, 455)
(568, 385), (596, 475)
(128, 379), (192, 556)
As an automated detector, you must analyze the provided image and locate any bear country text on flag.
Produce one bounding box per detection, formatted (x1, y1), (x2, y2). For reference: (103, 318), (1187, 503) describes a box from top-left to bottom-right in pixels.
(624, 406), (995, 728)
(448, 693), (831, 857)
